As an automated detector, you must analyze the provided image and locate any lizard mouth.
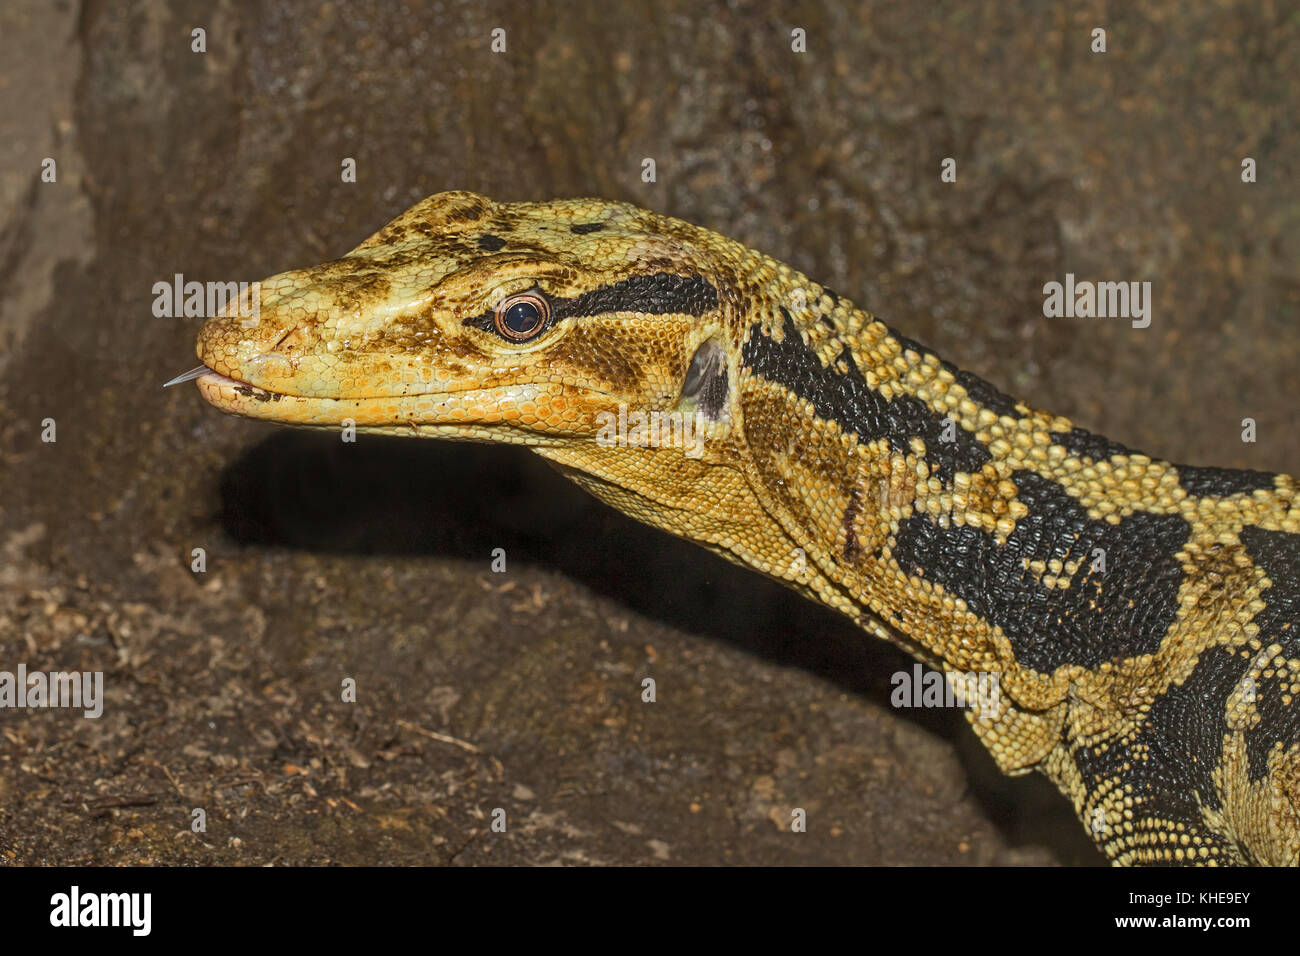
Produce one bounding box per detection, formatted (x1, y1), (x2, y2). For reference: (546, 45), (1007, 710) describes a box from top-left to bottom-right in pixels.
(188, 365), (352, 424)
(197, 367), (295, 405)
(163, 364), (300, 408)
(166, 363), (584, 439)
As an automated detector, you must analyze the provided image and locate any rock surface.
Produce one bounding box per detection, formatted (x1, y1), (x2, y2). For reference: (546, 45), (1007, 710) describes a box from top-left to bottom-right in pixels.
(1, 0), (1296, 866)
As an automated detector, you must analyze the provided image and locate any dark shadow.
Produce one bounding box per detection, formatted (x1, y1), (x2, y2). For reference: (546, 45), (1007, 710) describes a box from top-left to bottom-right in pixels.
(218, 431), (1104, 865)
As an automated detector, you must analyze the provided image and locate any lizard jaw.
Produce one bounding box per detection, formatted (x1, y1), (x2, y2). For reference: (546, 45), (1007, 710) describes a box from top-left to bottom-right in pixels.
(191, 364), (598, 444)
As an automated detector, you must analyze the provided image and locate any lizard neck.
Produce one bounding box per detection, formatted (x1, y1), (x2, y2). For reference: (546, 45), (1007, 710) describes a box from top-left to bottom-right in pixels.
(729, 254), (1300, 863)
(731, 257), (1276, 692)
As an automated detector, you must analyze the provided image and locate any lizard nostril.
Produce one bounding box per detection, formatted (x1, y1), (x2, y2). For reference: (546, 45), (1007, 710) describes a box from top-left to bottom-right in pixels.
(246, 351), (296, 377)
(270, 327), (307, 352)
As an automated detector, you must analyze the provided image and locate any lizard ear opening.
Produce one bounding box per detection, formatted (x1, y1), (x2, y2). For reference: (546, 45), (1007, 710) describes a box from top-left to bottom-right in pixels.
(680, 339), (729, 421)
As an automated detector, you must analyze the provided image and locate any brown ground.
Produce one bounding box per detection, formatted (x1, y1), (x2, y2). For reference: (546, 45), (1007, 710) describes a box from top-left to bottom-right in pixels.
(1, 0), (1296, 866)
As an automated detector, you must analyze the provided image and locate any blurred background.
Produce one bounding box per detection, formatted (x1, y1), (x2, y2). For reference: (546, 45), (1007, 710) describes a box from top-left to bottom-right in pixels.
(1, 0), (1296, 865)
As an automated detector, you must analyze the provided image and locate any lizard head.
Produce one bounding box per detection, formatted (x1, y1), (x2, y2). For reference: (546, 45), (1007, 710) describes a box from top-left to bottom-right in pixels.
(194, 191), (745, 466)
(189, 192), (920, 628)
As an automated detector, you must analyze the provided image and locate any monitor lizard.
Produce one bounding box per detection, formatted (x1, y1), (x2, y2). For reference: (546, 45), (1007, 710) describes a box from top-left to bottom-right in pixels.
(181, 190), (1300, 865)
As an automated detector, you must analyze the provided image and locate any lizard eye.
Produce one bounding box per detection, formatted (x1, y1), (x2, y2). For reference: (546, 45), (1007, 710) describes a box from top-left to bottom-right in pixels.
(494, 292), (550, 342)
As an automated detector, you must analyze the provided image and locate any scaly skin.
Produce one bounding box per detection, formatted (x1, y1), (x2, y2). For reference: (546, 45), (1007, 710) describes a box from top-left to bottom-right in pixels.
(192, 191), (1300, 865)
